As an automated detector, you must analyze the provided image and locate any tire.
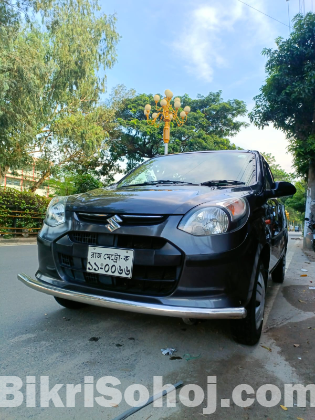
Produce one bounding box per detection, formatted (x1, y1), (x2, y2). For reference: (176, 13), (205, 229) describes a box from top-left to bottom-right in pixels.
(54, 296), (87, 309)
(231, 262), (267, 346)
(272, 251), (286, 283)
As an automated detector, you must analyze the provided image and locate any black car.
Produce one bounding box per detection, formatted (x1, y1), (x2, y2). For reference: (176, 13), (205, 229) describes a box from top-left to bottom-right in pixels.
(18, 151), (296, 345)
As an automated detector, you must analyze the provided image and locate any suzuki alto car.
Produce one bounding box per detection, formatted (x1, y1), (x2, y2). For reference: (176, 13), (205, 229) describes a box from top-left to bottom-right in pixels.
(18, 151), (296, 345)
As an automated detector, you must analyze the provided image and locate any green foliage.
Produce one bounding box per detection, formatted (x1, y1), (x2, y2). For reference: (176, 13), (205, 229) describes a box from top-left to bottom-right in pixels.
(0, 187), (50, 237)
(281, 180), (306, 225)
(0, 0), (120, 188)
(0, 6), (47, 178)
(73, 174), (102, 193)
(0, 1), (52, 22)
(74, 149), (124, 185)
(261, 153), (303, 221)
(48, 176), (76, 196)
(261, 152), (294, 182)
(285, 180), (307, 213)
(249, 13), (315, 177)
(286, 206), (304, 225)
(110, 91), (248, 171)
(0, 187), (50, 211)
(49, 172), (102, 195)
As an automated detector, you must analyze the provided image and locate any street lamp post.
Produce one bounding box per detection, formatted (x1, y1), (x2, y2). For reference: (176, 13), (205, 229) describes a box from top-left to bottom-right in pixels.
(144, 89), (190, 155)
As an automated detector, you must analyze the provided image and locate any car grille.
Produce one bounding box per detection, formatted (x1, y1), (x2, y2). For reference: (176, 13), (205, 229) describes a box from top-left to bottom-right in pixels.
(76, 212), (167, 225)
(84, 272), (99, 284)
(70, 231), (97, 245)
(60, 253), (73, 268)
(58, 251), (180, 296)
(69, 232), (166, 249)
(57, 231), (182, 296)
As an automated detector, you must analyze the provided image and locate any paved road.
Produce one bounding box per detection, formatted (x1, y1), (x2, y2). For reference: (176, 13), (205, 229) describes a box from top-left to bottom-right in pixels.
(0, 233), (314, 420)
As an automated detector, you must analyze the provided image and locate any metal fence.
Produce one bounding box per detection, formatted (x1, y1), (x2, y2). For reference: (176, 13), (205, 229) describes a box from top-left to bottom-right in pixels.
(0, 210), (45, 237)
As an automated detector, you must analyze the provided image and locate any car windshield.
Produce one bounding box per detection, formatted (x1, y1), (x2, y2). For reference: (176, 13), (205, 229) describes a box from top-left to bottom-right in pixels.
(117, 152), (256, 187)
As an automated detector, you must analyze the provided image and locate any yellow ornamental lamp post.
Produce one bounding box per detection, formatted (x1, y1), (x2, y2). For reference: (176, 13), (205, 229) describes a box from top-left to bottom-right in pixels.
(144, 89), (190, 155)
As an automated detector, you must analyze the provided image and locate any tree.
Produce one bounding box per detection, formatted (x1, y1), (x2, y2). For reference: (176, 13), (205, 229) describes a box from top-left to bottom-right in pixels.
(0, 0), (52, 21)
(249, 13), (315, 247)
(0, 2), (47, 182)
(261, 152), (298, 220)
(0, 0), (120, 189)
(261, 151), (306, 223)
(73, 173), (102, 193)
(261, 152), (294, 182)
(48, 172), (102, 195)
(110, 91), (248, 171)
(285, 180), (307, 213)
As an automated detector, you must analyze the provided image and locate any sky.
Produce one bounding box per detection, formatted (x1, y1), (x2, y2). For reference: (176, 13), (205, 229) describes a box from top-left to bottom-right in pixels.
(101, 0), (314, 173)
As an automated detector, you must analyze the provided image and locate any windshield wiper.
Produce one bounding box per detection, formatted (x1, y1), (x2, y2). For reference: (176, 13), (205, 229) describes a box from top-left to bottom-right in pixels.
(200, 180), (246, 187)
(120, 180), (198, 187)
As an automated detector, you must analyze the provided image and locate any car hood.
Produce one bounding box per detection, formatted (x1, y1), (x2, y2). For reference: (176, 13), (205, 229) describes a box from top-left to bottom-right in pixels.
(67, 185), (253, 215)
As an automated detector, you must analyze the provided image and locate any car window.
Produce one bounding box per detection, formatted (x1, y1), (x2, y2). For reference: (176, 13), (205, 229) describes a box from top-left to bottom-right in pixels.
(263, 160), (275, 190)
(118, 152), (257, 187)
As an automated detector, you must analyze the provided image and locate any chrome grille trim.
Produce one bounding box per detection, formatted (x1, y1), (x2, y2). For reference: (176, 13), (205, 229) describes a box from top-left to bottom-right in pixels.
(77, 213), (108, 217)
(121, 215), (164, 219)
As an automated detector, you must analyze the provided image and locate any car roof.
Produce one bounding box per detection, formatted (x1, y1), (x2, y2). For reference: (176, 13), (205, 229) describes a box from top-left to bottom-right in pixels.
(157, 150), (259, 157)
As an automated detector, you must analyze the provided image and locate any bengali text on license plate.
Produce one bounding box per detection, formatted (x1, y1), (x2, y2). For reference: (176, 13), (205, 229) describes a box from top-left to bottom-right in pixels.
(87, 247), (134, 279)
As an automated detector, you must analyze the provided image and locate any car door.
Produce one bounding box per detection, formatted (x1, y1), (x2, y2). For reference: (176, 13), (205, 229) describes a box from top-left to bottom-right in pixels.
(262, 159), (284, 270)
(270, 199), (285, 261)
(266, 199), (279, 270)
(279, 204), (288, 255)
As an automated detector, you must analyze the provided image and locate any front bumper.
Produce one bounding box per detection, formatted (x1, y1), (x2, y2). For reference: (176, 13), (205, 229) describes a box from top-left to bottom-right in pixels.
(36, 214), (255, 303)
(17, 273), (247, 319)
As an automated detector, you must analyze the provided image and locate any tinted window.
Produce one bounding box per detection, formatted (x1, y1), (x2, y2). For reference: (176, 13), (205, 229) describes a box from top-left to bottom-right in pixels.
(118, 152), (257, 187)
(263, 160), (275, 190)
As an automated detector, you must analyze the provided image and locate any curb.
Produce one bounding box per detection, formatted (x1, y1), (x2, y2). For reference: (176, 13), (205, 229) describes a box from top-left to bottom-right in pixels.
(0, 237), (37, 246)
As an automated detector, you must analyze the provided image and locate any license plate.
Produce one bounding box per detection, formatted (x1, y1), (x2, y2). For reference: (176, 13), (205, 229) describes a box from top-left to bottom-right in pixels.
(87, 246), (134, 279)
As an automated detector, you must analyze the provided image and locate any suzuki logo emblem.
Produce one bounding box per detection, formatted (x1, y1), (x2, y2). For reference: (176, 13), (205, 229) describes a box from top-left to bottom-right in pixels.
(106, 215), (122, 232)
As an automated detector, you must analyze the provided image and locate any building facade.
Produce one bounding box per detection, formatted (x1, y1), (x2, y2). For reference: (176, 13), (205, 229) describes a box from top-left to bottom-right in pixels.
(1, 164), (50, 197)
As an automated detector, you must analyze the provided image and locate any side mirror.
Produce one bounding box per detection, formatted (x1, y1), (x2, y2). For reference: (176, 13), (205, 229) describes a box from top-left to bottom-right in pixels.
(273, 181), (296, 197)
(263, 181), (296, 200)
(305, 217), (309, 221)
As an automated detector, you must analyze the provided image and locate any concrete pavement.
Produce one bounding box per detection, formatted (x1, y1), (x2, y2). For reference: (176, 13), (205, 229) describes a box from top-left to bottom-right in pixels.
(0, 232), (314, 420)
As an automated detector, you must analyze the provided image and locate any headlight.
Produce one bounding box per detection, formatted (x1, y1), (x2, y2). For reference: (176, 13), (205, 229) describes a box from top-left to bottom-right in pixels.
(178, 198), (247, 236)
(45, 196), (67, 227)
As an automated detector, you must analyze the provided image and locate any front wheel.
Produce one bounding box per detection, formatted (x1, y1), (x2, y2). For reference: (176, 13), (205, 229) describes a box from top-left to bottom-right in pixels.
(231, 262), (267, 346)
(54, 296), (87, 309)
